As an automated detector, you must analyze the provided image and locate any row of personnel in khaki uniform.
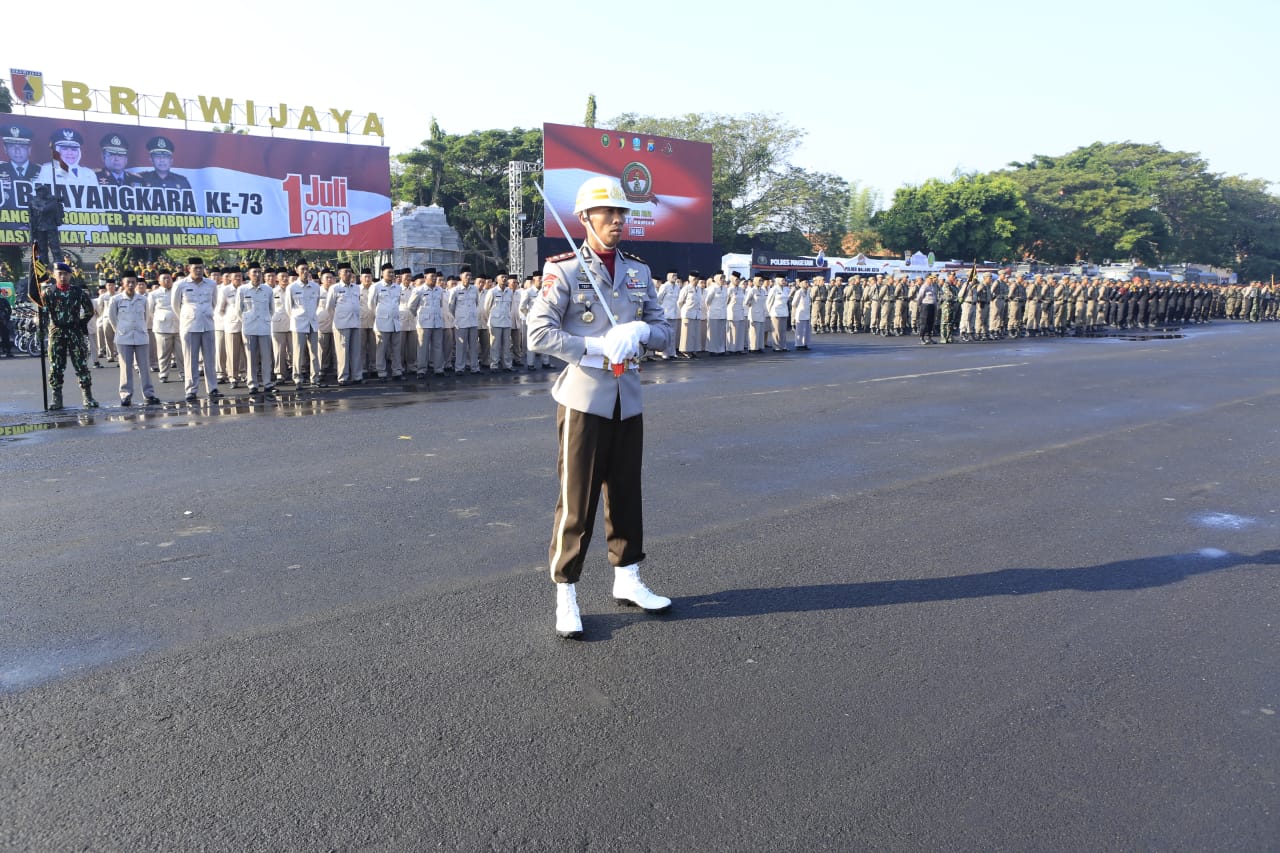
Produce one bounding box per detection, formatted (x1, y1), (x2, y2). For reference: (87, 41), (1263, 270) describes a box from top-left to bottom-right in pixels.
(651, 271), (1266, 350)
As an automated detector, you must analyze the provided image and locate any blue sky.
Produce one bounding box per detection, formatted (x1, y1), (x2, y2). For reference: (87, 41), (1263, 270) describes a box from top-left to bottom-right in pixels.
(14, 0), (1277, 205)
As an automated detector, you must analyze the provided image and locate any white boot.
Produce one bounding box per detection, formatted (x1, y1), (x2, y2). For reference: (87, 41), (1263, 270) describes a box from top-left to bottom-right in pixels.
(555, 583), (583, 639)
(612, 565), (672, 612)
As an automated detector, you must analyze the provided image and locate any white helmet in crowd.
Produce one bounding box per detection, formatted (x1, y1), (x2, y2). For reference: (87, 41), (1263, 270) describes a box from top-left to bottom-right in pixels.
(573, 176), (630, 214)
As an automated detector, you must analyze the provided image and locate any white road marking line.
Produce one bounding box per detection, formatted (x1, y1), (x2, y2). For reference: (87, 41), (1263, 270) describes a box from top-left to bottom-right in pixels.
(859, 362), (1030, 383)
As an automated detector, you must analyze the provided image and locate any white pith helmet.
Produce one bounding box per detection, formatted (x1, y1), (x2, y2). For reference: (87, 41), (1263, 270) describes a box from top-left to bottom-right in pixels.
(573, 176), (630, 215)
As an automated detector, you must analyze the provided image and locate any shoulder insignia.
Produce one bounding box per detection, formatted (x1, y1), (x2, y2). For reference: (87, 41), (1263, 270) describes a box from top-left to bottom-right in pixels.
(547, 251), (575, 263)
(620, 249), (646, 263)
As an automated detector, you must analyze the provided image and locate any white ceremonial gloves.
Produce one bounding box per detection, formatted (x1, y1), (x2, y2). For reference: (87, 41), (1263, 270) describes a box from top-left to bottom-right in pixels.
(584, 336), (607, 358)
(603, 321), (650, 365)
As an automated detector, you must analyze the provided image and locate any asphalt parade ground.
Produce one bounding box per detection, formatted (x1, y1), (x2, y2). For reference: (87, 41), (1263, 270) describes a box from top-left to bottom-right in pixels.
(2, 323), (1278, 850)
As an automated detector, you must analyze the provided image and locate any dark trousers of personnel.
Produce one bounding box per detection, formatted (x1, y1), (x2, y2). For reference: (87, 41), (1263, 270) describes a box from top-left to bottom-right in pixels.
(919, 302), (938, 340)
(549, 400), (645, 584)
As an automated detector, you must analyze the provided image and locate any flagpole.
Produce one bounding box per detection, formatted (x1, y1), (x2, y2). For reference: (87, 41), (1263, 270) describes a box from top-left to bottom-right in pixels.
(29, 242), (48, 411)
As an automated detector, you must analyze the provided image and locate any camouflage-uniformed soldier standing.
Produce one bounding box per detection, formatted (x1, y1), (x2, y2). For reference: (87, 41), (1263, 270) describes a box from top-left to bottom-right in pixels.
(1007, 276), (1026, 337)
(42, 263), (99, 410)
(939, 278), (958, 343)
(811, 278), (828, 333)
(830, 277), (845, 333)
(989, 274), (1009, 339)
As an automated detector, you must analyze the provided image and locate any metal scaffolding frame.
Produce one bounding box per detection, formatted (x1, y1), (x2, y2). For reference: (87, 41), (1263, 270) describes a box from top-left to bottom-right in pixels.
(508, 160), (541, 280)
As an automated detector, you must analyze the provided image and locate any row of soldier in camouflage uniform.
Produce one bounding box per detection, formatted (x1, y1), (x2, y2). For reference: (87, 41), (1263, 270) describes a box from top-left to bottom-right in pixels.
(798, 273), (1266, 342)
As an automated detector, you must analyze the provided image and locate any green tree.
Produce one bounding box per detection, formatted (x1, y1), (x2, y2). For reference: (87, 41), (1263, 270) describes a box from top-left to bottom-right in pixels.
(846, 181), (881, 232)
(875, 172), (1029, 261)
(1005, 142), (1227, 265)
(609, 112), (805, 247)
(397, 125), (542, 270)
(0, 78), (12, 113)
(841, 181), (883, 255)
(750, 166), (851, 253)
(1220, 176), (1280, 281)
(584, 94), (597, 129)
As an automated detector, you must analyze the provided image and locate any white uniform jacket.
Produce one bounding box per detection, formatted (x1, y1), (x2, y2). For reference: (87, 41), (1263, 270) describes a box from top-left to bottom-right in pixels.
(367, 282), (404, 333)
(107, 292), (151, 345)
(527, 246), (672, 420)
(284, 280), (322, 333)
(326, 283), (363, 330)
(172, 276), (218, 334)
(448, 284), (480, 328)
(148, 287), (178, 335)
(237, 282), (275, 336)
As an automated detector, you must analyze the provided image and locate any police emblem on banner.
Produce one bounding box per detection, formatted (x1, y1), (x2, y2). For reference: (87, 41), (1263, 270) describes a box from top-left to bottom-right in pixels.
(621, 162), (655, 204)
(9, 69), (43, 105)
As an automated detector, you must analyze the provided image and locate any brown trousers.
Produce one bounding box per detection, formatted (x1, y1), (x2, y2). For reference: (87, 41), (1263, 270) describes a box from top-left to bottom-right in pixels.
(549, 402), (645, 583)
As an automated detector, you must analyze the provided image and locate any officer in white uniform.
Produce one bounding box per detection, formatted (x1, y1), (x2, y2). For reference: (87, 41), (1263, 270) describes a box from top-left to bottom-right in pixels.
(171, 257), (222, 402)
(484, 275), (515, 371)
(148, 272), (179, 382)
(656, 271), (680, 359)
(518, 277), (550, 370)
(270, 270), (293, 383)
(526, 176), (674, 640)
(368, 263), (404, 380)
(326, 262), (364, 385)
(217, 268), (246, 386)
(96, 279), (118, 364)
(237, 262), (275, 393)
(408, 270), (446, 376)
(449, 267), (481, 373)
(676, 274), (705, 357)
(317, 269), (337, 380)
(766, 276), (792, 351)
(285, 261), (323, 386)
(704, 272), (729, 355)
(745, 277), (768, 352)
(107, 270), (159, 406)
(359, 270), (377, 377)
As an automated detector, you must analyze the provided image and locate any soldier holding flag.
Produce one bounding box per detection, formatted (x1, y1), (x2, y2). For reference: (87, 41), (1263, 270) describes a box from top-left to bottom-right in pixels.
(527, 176), (674, 640)
(40, 262), (99, 410)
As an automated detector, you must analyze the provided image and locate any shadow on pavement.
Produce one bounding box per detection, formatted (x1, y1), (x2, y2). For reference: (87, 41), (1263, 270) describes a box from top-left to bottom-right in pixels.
(580, 549), (1278, 641)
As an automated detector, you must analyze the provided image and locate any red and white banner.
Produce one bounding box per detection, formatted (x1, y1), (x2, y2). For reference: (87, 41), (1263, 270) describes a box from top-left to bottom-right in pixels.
(0, 115), (391, 250)
(543, 123), (713, 244)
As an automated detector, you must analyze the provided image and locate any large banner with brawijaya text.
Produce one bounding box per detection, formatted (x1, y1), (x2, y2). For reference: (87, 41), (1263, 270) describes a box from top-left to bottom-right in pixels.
(0, 115), (391, 251)
(543, 123), (713, 244)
